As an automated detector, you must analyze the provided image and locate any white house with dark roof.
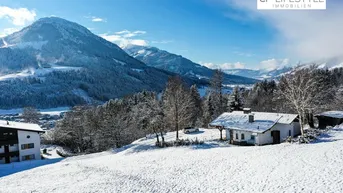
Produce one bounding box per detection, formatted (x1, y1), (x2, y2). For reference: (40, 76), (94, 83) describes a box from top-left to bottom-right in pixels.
(209, 109), (301, 145)
(0, 121), (44, 164)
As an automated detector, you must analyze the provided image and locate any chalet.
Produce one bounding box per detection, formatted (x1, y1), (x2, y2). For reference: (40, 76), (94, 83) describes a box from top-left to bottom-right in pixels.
(315, 111), (343, 129)
(0, 121), (44, 164)
(209, 109), (301, 145)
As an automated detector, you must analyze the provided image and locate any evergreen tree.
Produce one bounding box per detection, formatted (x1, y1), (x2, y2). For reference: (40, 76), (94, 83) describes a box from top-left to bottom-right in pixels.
(189, 84), (202, 127)
(227, 86), (244, 112)
(203, 69), (226, 126)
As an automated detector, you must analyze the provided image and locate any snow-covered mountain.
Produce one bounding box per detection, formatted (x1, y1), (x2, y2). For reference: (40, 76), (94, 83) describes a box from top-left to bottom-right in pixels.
(225, 55), (343, 80)
(0, 17), (192, 108)
(224, 67), (293, 80)
(123, 45), (257, 84)
(295, 55), (343, 71)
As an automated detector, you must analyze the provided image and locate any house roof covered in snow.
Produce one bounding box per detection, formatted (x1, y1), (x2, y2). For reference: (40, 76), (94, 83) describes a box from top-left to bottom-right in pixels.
(0, 121), (44, 133)
(209, 111), (298, 133)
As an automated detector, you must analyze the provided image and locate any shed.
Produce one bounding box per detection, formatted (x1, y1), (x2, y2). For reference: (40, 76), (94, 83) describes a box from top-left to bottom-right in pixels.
(315, 111), (343, 129)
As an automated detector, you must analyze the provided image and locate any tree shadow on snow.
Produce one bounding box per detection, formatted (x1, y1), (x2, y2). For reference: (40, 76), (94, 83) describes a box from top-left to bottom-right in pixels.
(113, 144), (158, 155)
(0, 158), (63, 178)
(312, 130), (342, 144)
(190, 141), (231, 150)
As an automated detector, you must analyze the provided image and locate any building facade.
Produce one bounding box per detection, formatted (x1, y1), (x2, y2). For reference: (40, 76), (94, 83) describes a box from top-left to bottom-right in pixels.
(0, 121), (44, 164)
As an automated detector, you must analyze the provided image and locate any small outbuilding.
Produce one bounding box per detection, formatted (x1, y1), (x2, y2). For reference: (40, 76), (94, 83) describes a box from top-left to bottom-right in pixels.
(314, 111), (343, 129)
(209, 110), (301, 146)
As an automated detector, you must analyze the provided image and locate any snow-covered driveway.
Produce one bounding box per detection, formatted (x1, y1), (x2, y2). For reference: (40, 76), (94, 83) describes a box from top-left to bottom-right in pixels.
(1, 127), (343, 193)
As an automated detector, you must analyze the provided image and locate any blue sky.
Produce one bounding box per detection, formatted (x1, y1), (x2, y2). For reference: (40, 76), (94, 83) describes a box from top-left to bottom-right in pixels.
(0, 0), (342, 70)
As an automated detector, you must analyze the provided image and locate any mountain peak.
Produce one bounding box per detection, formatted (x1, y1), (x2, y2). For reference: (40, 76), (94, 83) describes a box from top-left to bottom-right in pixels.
(124, 44), (257, 84)
(4, 17), (93, 45)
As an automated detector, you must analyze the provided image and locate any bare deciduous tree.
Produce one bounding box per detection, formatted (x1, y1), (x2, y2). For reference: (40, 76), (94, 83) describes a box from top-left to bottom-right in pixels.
(278, 66), (334, 135)
(22, 107), (41, 123)
(162, 76), (195, 140)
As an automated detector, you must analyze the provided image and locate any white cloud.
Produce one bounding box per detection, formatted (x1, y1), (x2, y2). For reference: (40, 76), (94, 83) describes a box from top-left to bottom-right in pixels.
(0, 6), (36, 26)
(99, 30), (170, 47)
(99, 30), (148, 47)
(85, 16), (106, 22)
(99, 33), (122, 42)
(259, 58), (290, 71)
(151, 40), (173, 44)
(199, 61), (245, 70)
(224, 0), (343, 60)
(233, 51), (254, 57)
(0, 28), (19, 37)
(91, 17), (105, 22)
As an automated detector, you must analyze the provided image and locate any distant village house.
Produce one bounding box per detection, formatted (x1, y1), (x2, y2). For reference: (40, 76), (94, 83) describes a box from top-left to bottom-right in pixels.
(209, 108), (301, 146)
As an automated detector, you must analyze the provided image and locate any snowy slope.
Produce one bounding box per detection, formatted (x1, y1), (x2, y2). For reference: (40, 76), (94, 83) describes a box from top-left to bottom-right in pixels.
(123, 45), (257, 84)
(1, 126), (343, 192)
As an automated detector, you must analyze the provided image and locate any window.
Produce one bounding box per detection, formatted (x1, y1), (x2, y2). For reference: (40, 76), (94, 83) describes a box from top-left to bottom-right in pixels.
(27, 135), (30, 139)
(21, 143), (34, 150)
(236, 133), (239, 139)
(251, 135), (255, 140)
(22, 154), (35, 161)
(241, 134), (245, 140)
(289, 130), (292, 136)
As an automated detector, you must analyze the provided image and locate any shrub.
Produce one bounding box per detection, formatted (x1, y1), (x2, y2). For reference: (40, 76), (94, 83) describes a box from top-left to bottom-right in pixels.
(155, 138), (204, 147)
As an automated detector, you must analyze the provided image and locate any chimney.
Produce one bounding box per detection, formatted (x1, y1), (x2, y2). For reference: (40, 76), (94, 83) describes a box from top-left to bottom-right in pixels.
(249, 113), (254, 123)
(243, 108), (251, 114)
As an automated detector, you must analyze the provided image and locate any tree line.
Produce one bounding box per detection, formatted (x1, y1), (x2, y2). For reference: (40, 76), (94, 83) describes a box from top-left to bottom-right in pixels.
(44, 70), (229, 153)
(45, 66), (343, 153)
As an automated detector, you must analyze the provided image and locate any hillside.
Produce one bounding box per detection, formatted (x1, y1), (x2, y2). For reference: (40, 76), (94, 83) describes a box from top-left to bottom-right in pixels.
(1, 127), (343, 192)
(123, 45), (257, 84)
(0, 17), (195, 108)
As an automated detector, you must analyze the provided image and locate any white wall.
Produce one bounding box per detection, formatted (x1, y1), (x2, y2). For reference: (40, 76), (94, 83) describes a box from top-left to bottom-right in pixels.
(257, 130), (273, 145)
(257, 123), (294, 145)
(292, 122), (301, 136)
(229, 130), (256, 145)
(18, 130), (41, 161)
(0, 145), (4, 153)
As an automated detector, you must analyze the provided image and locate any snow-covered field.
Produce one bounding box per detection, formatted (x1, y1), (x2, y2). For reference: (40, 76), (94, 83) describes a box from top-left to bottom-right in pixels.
(1, 127), (343, 193)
